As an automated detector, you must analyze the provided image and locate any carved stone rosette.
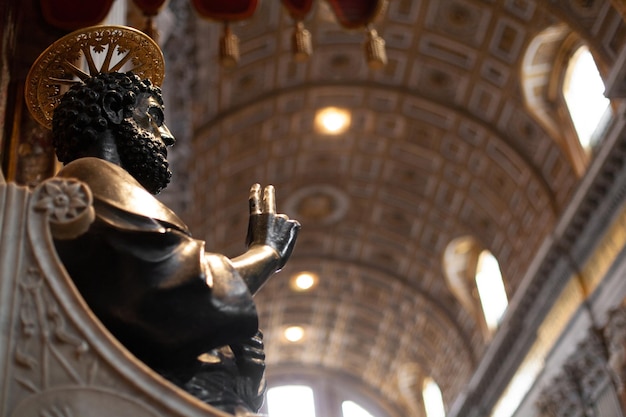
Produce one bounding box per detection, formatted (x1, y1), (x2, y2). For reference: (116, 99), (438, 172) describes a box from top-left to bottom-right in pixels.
(33, 178), (95, 240)
(0, 178), (232, 416)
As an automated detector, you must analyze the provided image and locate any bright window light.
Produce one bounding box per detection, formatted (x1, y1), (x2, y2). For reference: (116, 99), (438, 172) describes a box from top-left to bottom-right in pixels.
(563, 46), (610, 149)
(475, 251), (508, 331)
(490, 360), (542, 417)
(342, 401), (376, 417)
(315, 107), (351, 135)
(267, 385), (316, 417)
(423, 378), (446, 417)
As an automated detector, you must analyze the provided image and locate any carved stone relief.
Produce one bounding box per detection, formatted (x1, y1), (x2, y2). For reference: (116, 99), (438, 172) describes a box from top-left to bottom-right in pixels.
(605, 303), (626, 413)
(536, 329), (617, 417)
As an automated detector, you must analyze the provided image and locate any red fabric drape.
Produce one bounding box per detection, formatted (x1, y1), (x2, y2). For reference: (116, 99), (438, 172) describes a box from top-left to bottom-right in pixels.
(326, 0), (383, 28)
(40, 0), (114, 30)
(191, 0), (258, 21)
(280, 0), (313, 20)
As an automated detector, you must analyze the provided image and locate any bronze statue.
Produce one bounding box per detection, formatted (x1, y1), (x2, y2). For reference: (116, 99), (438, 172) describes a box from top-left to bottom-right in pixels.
(25, 26), (300, 415)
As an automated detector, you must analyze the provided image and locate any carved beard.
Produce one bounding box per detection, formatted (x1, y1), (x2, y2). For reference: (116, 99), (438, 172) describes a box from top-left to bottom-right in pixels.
(114, 119), (172, 195)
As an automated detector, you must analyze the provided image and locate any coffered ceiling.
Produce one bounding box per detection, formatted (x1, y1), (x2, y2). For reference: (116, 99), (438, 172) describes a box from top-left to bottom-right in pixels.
(154, 1), (626, 415)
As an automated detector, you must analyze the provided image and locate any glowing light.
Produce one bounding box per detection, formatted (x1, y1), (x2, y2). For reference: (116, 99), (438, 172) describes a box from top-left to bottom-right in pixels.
(476, 250), (508, 331)
(342, 401), (377, 417)
(423, 378), (446, 417)
(315, 107), (351, 135)
(267, 385), (316, 417)
(291, 272), (318, 291)
(284, 325), (305, 342)
(563, 46), (611, 149)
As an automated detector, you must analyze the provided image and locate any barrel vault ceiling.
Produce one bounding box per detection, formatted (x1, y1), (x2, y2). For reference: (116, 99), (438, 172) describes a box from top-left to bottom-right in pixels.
(151, 1), (626, 416)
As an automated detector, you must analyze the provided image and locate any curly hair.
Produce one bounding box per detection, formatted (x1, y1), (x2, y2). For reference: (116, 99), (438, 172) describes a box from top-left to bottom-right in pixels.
(52, 72), (163, 163)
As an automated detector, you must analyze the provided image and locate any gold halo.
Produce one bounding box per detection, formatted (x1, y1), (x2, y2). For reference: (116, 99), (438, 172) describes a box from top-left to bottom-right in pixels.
(25, 25), (165, 129)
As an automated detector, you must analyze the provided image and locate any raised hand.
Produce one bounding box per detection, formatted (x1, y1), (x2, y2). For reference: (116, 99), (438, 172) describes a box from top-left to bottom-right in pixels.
(246, 184), (300, 270)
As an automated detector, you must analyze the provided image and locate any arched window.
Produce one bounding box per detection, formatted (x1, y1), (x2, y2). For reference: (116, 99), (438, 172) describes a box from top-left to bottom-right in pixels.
(475, 250), (508, 331)
(422, 378), (446, 417)
(267, 385), (316, 417)
(443, 238), (508, 336)
(266, 383), (382, 417)
(442, 236), (481, 316)
(563, 45), (611, 150)
(521, 26), (613, 175)
(342, 401), (376, 417)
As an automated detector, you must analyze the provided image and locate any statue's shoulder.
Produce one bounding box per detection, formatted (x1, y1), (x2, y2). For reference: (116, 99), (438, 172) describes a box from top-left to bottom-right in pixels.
(57, 157), (189, 234)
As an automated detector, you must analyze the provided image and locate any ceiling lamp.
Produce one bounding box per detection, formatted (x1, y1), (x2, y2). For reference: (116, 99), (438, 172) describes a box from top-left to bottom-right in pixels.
(315, 107), (351, 135)
(191, 0), (259, 67)
(132, 0), (169, 40)
(283, 326), (305, 343)
(290, 271), (319, 291)
(40, 0), (114, 30)
(326, 0), (388, 69)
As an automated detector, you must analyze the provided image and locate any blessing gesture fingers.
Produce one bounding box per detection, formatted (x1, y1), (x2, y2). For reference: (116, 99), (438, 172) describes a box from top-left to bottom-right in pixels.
(246, 184), (300, 270)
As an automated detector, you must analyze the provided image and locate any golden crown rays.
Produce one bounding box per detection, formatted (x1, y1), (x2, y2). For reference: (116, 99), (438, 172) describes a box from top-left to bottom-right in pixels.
(25, 25), (165, 129)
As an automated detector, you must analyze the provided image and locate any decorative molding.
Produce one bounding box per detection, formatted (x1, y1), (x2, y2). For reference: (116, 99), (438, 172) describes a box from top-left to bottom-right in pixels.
(536, 329), (612, 417)
(536, 373), (585, 417)
(605, 304), (626, 393)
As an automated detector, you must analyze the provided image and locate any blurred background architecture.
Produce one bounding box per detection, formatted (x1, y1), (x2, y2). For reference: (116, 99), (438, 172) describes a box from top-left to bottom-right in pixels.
(3, 1), (626, 416)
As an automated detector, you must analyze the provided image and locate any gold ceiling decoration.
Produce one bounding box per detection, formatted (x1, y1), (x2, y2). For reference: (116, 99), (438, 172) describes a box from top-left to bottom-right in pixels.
(25, 25), (164, 129)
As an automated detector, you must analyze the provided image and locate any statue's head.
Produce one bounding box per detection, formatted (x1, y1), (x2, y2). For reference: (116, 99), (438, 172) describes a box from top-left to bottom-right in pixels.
(25, 26), (172, 194)
(52, 72), (175, 194)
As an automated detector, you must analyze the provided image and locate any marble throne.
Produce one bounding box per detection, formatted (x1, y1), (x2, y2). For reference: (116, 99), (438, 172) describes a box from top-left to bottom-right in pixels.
(0, 172), (230, 417)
